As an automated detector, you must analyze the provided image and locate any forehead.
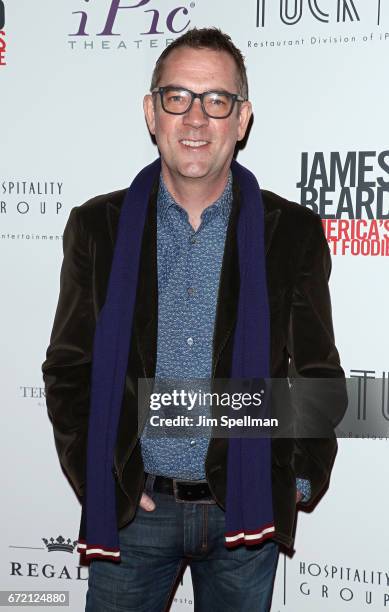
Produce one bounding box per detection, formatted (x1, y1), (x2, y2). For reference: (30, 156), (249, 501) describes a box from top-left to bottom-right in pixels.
(158, 47), (239, 92)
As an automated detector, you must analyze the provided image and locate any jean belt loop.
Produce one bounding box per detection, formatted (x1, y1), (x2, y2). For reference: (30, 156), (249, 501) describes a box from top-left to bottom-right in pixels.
(145, 473), (156, 494)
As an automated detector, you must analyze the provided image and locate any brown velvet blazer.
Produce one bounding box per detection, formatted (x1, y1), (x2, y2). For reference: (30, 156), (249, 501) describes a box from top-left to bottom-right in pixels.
(42, 176), (347, 549)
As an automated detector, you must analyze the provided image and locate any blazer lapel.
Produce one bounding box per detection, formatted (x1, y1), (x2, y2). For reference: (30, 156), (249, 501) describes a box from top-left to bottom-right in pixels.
(264, 208), (281, 255)
(106, 200), (120, 249)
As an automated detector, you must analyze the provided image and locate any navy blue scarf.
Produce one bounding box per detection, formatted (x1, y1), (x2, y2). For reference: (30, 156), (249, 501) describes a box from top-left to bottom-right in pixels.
(77, 158), (274, 561)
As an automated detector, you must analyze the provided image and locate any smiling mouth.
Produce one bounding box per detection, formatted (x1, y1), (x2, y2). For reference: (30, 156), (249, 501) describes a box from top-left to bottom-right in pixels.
(180, 139), (209, 148)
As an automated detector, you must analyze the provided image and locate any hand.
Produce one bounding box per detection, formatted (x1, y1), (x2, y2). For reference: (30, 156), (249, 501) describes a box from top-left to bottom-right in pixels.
(139, 491), (156, 511)
(296, 489), (303, 503)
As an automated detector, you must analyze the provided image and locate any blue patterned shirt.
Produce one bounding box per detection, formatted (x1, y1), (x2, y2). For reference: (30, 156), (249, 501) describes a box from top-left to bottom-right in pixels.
(140, 173), (232, 479)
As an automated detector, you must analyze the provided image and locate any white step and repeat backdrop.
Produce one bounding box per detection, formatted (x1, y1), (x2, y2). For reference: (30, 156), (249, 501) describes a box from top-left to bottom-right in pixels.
(1, 1), (389, 610)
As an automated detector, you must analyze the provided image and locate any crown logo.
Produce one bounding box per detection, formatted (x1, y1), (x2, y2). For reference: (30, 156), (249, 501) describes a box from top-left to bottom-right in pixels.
(42, 536), (77, 553)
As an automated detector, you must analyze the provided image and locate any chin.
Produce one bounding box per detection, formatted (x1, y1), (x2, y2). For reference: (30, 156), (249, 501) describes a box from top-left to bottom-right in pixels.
(177, 162), (211, 179)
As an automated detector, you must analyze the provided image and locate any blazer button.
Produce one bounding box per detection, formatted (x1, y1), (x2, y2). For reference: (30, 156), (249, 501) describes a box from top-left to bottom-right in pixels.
(112, 467), (118, 480)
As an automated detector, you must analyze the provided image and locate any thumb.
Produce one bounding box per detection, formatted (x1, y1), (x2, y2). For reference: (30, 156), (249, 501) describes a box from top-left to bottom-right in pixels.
(139, 491), (156, 511)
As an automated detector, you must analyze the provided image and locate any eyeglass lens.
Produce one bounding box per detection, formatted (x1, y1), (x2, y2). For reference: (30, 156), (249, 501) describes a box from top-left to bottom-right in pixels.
(161, 89), (233, 117)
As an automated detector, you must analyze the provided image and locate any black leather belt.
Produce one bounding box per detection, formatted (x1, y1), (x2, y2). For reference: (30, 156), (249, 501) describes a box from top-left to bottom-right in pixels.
(145, 472), (214, 502)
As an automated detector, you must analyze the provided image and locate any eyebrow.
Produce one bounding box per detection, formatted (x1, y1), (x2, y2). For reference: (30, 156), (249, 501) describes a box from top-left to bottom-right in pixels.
(159, 84), (233, 94)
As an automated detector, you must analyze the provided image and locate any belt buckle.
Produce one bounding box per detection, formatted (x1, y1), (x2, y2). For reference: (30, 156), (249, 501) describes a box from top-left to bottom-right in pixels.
(172, 478), (215, 504)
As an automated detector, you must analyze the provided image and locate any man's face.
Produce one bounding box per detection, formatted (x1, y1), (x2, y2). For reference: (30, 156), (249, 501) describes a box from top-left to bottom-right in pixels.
(144, 46), (252, 184)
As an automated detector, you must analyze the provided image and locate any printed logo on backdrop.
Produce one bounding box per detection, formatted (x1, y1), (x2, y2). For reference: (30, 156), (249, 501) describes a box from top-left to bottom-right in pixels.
(68, 0), (196, 53)
(172, 571), (193, 608)
(0, 0), (6, 66)
(248, 0), (389, 50)
(0, 180), (65, 242)
(10, 534), (88, 580)
(278, 555), (389, 609)
(296, 150), (389, 256)
(336, 369), (389, 439)
(297, 559), (389, 608)
(20, 386), (46, 407)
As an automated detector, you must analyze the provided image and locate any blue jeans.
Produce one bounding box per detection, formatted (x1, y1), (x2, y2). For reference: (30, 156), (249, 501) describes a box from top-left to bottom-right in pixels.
(85, 474), (279, 612)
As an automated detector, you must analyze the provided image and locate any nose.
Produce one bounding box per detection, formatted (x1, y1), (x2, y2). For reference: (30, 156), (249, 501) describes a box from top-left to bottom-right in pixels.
(182, 97), (209, 128)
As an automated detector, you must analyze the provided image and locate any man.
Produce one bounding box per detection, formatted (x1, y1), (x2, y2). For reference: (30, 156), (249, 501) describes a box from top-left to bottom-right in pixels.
(42, 28), (346, 612)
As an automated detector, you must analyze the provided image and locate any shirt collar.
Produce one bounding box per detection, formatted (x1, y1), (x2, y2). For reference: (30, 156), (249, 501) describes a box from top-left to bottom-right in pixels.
(157, 171), (233, 226)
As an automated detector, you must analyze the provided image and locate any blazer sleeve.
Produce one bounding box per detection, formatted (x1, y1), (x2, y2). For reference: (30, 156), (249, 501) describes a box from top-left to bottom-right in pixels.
(42, 207), (95, 500)
(287, 212), (348, 505)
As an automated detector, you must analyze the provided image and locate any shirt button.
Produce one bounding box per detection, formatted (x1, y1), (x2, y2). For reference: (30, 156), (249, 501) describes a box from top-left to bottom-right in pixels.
(187, 337), (194, 346)
(187, 287), (195, 296)
(190, 236), (197, 244)
(190, 439), (196, 447)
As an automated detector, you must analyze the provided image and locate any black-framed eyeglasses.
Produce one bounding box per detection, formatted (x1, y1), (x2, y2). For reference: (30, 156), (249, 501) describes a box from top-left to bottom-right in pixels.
(151, 86), (246, 119)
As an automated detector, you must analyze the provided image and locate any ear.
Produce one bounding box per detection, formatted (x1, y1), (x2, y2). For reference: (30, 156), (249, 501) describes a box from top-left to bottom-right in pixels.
(237, 101), (252, 141)
(143, 94), (156, 135)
